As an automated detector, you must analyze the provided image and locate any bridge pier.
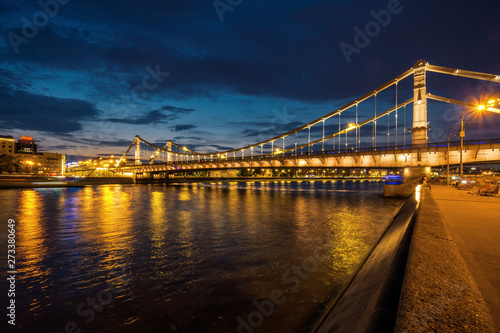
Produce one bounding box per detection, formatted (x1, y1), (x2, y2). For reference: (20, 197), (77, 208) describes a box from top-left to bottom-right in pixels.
(167, 140), (172, 163)
(412, 60), (428, 148)
(134, 135), (141, 165)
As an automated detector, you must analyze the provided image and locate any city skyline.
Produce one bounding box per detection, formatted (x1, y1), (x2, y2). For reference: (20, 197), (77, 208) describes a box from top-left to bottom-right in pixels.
(1, 0), (500, 161)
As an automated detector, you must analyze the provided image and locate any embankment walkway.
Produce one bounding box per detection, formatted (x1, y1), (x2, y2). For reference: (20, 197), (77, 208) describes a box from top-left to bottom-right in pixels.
(431, 185), (500, 329)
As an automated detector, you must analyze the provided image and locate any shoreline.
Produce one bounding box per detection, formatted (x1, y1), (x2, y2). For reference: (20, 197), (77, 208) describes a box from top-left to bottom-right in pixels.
(0, 176), (385, 189)
(0, 176), (134, 189)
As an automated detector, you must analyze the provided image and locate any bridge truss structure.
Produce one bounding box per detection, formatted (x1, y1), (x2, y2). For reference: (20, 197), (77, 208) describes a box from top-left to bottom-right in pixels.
(116, 60), (500, 172)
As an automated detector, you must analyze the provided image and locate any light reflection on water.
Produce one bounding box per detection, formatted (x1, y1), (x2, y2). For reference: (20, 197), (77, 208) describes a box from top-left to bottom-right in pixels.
(0, 181), (404, 333)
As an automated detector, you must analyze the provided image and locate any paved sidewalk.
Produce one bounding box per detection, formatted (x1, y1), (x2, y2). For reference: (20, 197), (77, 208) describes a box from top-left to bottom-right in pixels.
(431, 185), (500, 329)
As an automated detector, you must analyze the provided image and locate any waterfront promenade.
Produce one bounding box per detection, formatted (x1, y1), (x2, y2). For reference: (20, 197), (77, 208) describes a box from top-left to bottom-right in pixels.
(432, 185), (500, 329)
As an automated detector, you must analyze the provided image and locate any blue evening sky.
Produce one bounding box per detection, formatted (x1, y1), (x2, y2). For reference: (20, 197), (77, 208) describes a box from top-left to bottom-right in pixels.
(1, 0), (499, 159)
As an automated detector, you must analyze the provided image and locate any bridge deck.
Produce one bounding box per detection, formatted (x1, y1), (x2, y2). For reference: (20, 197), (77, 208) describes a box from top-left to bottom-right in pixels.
(114, 139), (500, 173)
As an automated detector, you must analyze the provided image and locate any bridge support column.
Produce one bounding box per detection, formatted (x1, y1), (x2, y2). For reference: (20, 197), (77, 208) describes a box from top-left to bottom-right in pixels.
(412, 60), (428, 147)
(134, 135), (141, 165)
(167, 140), (172, 163)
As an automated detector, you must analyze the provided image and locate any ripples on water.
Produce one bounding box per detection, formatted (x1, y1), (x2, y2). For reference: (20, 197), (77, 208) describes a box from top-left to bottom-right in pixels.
(0, 180), (404, 333)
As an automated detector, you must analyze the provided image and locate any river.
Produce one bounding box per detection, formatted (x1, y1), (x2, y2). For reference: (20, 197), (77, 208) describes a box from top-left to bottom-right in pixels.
(0, 180), (404, 333)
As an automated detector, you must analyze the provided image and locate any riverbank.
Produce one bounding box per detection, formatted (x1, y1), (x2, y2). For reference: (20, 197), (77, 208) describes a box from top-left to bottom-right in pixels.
(0, 175), (385, 188)
(0, 176), (133, 188)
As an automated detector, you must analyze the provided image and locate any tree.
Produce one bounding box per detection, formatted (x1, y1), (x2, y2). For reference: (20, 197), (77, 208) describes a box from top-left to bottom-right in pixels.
(0, 154), (20, 173)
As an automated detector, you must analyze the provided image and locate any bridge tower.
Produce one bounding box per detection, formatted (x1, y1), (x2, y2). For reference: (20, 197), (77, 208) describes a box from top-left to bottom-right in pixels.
(134, 135), (141, 165)
(167, 140), (172, 162)
(412, 60), (428, 147)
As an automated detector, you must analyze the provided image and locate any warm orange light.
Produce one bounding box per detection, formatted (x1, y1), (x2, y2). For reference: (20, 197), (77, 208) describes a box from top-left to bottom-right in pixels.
(477, 105), (486, 110)
(20, 136), (33, 141)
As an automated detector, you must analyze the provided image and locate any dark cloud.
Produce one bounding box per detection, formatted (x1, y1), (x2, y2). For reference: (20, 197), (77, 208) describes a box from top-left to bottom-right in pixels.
(209, 144), (235, 151)
(187, 144), (235, 152)
(43, 139), (133, 152)
(82, 139), (134, 147)
(173, 136), (203, 141)
(104, 110), (178, 125)
(161, 105), (196, 113)
(0, 86), (99, 134)
(2, 2), (499, 104)
(170, 124), (197, 132)
(242, 121), (304, 138)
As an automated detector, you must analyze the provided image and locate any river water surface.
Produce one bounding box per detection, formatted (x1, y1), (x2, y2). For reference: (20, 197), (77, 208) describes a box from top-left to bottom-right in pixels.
(0, 180), (404, 333)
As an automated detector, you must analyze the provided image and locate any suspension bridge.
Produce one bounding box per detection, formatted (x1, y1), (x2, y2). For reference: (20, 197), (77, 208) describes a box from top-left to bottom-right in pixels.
(112, 60), (500, 178)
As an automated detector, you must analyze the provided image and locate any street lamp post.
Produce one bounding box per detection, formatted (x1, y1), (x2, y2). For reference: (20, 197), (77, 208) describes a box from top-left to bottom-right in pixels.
(447, 129), (450, 186)
(459, 109), (475, 179)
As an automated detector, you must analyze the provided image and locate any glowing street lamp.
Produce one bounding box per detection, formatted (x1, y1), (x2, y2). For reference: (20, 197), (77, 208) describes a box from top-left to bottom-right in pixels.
(26, 160), (34, 174)
(460, 100), (499, 178)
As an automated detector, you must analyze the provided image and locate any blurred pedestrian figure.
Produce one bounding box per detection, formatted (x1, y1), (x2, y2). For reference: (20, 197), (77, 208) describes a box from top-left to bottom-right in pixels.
(420, 174), (431, 191)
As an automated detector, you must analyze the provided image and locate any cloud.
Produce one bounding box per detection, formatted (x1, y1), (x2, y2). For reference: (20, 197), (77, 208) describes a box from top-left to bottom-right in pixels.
(241, 121), (304, 137)
(173, 136), (203, 141)
(0, 86), (99, 134)
(103, 110), (178, 124)
(208, 144), (235, 151)
(81, 139), (134, 147)
(186, 144), (235, 152)
(170, 124), (197, 132)
(161, 105), (196, 113)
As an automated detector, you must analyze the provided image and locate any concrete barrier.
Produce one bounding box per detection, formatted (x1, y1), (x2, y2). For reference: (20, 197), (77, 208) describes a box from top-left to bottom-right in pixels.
(313, 189), (419, 332)
(395, 188), (497, 332)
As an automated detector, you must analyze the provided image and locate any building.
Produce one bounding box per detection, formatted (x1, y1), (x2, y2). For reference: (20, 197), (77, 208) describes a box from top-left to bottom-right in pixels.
(42, 152), (65, 175)
(15, 136), (38, 153)
(0, 135), (65, 175)
(15, 152), (65, 175)
(66, 156), (124, 177)
(15, 153), (45, 174)
(0, 135), (15, 155)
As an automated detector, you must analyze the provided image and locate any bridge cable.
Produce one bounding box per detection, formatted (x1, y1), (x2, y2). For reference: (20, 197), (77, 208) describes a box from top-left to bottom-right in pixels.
(295, 132), (297, 156)
(395, 81), (398, 148)
(387, 109), (390, 149)
(308, 126), (311, 154)
(338, 113), (341, 152)
(322, 120), (325, 152)
(403, 104), (406, 146)
(373, 93), (377, 148)
(355, 102), (358, 151)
